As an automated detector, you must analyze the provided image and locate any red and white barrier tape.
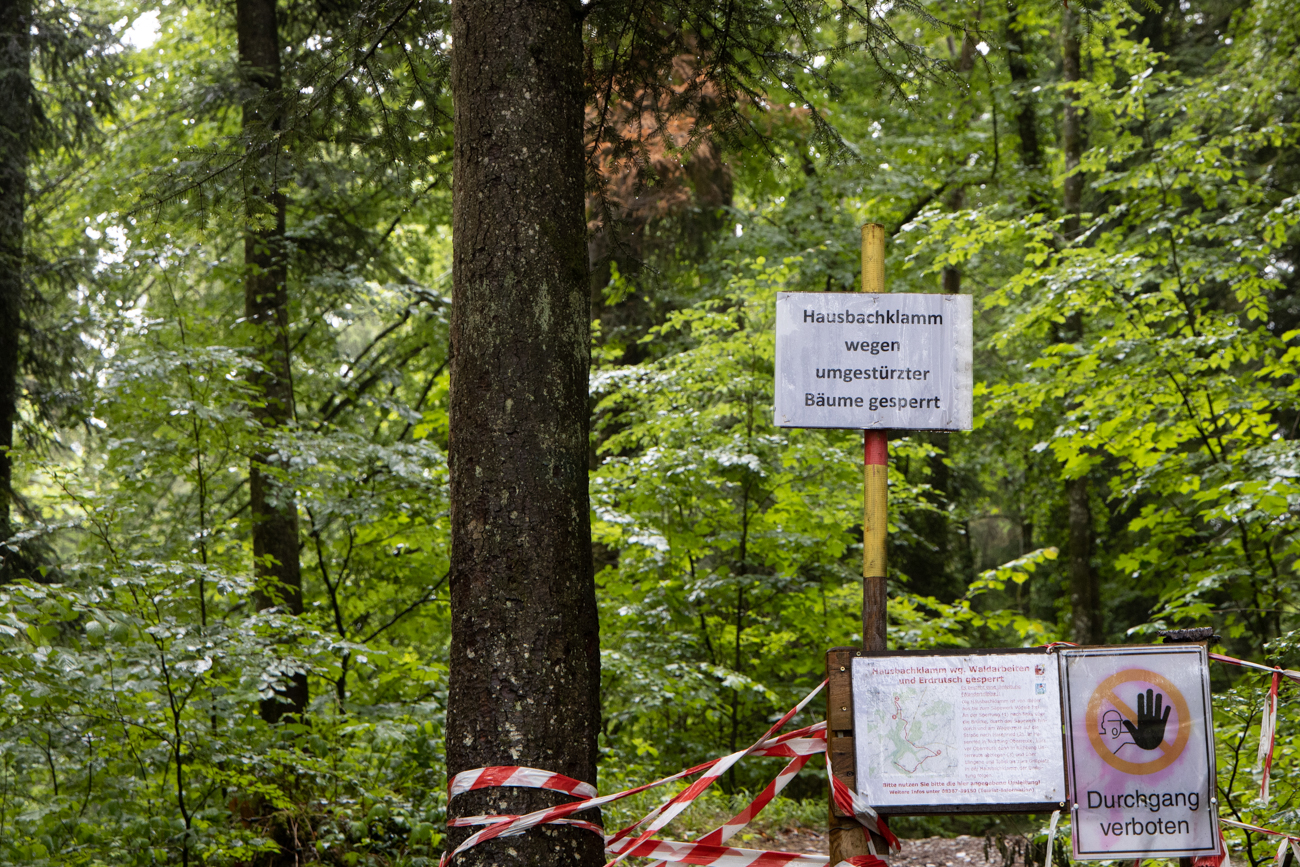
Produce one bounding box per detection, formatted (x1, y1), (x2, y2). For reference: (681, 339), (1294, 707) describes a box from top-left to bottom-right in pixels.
(449, 766), (598, 800)
(441, 647), (1300, 867)
(604, 723), (830, 864)
(440, 756), (704, 867)
(616, 838), (875, 867)
(448, 813), (607, 837)
(1209, 652), (1298, 804)
(1257, 670), (1280, 803)
(827, 754), (900, 853)
(602, 680), (829, 867)
(442, 680), (890, 867)
(452, 808), (885, 867)
(1042, 810), (1061, 867)
(1210, 653), (1300, 684)
(636, 746), (819, 867)
(444, 681), (832, 867)
(1191, 830), (1229, 867)
(643, 724), (883, 866)
(447, 815), (882, 867)
(1220, 818), (1300, 867)
(1220, 817), (1299, 842)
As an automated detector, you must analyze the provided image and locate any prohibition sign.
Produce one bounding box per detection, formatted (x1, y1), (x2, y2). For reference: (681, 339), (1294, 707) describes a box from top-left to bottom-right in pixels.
(1085, 668), (1192, 775)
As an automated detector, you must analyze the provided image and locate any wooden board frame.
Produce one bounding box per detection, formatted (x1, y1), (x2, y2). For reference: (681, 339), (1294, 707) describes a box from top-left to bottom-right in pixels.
(827, 646), (1069, 816)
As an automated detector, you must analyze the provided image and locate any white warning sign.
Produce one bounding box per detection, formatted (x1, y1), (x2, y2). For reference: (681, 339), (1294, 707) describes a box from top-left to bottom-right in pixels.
(1059, 645), (1220, 860)
(774, 292), (973, 431)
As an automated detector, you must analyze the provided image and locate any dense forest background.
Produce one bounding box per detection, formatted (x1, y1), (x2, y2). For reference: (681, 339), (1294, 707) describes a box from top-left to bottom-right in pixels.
(0, 0), (1298, 864)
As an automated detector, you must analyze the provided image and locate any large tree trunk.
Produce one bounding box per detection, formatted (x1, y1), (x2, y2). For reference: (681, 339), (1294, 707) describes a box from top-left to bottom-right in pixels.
(237, 0), (306, 722)
(0, 0), (31, 582)
(1062, 5), (1102, 645)
(444, 1), (602, 866)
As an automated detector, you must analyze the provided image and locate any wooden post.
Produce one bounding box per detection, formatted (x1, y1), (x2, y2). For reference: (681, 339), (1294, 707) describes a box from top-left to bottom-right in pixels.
(862, 223), (885, 294)
(860, 221), (889, 654)
(863, 430), (888, 649)
(829, 223), (891, 865)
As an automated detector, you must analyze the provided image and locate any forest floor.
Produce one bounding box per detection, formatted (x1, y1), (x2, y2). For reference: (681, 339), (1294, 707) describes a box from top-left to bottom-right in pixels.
(757, 829), (1002, 867)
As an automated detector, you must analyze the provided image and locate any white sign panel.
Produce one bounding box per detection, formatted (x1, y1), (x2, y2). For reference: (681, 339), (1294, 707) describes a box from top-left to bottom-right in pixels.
(774, 292), (973, 431)
(1060, 646), (1219, 860)
(852, 653), (1066, 811)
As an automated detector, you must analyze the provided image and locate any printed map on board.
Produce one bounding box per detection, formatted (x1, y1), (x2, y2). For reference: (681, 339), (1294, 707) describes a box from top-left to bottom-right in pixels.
(866, 685), (961, 777)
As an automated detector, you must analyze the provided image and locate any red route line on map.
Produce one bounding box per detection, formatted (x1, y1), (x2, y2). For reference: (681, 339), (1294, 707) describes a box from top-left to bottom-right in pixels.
(890, 692), (943, 774)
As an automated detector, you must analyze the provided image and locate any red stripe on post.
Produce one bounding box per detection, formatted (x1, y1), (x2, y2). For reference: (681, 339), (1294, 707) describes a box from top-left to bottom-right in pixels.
(864, 430), (888, 466)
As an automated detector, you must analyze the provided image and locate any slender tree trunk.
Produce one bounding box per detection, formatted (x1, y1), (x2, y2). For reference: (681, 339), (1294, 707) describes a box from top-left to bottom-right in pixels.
(1005, 0), (1041, 170)
(0, 0), (30, 582)
(909, 185), (962, 600)
(907, 29), (978, 602)
(1062, 7), (1084, 243)
(237, 0), (306, 722)
(1130, 0), (1171, 56)
(940, 187), (965, 297)
(444, 1), (602, 867)
(1066, 473), (1099, 641)
(927, 188), (960, 597)
(1062, 5), (1102, 644)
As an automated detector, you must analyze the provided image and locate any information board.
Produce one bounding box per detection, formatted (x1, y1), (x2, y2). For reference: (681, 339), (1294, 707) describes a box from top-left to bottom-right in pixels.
(1059, 646), (1220, 860)
(851, 651), (1066, 812)
(774, 292), (973, 431)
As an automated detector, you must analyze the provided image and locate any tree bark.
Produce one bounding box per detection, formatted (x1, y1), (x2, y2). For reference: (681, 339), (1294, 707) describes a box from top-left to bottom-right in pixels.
(1061, 7), (1084, 242)
(1066, 473), (1100, 643)
(444, 1), (602, 866)
(903, 36), (978, 603)
(1004, 0), (1041, 169)
(1062, 5), (1102, 644)
(237, 0), (306, 722)
(907, 185), (963, 602)
(0, 0), (31, 582)
(1130, 0), (1172, 56)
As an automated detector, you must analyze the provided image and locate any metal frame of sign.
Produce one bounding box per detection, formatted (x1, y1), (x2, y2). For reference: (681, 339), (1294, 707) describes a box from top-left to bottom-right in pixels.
(848, 647), (1068, 815)
(1059, 644), (1220, 860)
